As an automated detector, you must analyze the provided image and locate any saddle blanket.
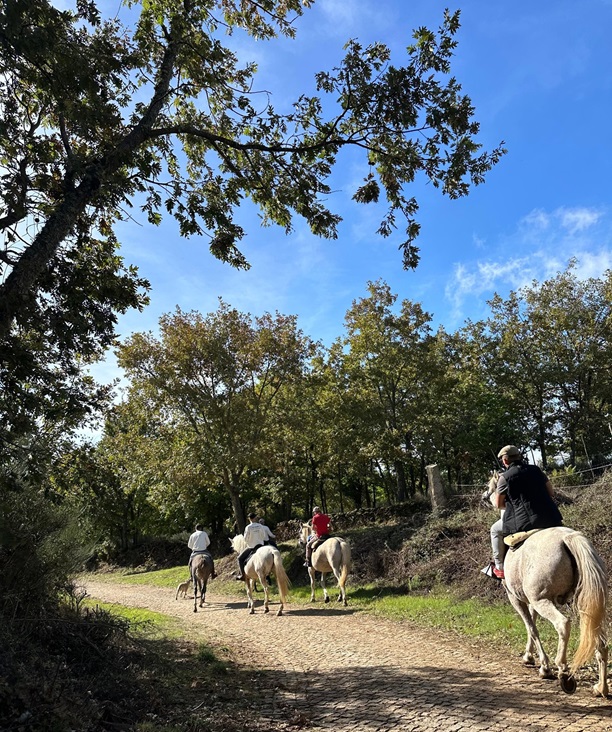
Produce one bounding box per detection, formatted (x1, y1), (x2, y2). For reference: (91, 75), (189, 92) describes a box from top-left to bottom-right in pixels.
(503, 528), (541, 548)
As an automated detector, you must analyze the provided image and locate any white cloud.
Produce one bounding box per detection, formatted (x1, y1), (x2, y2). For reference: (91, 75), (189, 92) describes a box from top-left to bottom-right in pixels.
(556, 206), (602, 234)
(520, 209), (550, 232)
(443, 206), (612, 326)
(319, 0), (369, 33)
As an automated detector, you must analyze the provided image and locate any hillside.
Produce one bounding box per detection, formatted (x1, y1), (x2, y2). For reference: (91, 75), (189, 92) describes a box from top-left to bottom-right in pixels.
(271, 473), (612, 603)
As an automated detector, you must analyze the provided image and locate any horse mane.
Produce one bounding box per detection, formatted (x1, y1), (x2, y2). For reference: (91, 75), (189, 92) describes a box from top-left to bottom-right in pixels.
(231, 534), (248, 554)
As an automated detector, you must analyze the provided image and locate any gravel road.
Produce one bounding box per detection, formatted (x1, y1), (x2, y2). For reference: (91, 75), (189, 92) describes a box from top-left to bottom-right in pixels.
(82, 579), (612, 732)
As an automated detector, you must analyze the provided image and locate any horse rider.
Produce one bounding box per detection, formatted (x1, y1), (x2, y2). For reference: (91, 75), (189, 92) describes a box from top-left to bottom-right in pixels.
(235, 513), (268, 580)
(490, 444), (563, 579)
(188, 523), (216, 578)
(304, 506), (332, 568)
(482, 472), (506, 580)
(259, 519), (277, 547)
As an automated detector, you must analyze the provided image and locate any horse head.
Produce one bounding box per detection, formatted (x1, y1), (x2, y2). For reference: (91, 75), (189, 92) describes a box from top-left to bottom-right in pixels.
(298, 523), (311, 547)
(486, 471), (500, 507)
(230, 534), (248, 554)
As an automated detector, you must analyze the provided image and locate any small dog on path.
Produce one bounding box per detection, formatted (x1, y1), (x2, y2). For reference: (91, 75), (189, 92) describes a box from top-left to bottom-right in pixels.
(175, 579), (191, 600)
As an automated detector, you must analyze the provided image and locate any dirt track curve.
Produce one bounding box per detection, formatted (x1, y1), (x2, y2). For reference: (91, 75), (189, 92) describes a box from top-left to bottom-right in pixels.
(83, 579), (612, 732)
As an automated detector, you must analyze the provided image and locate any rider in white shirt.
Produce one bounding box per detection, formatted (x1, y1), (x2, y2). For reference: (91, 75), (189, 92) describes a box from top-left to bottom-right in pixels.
(243, 516), (267, 548)
(259, 519), (277, 547)
(236, 513), (266, 580)
(187, 524), (215, 577)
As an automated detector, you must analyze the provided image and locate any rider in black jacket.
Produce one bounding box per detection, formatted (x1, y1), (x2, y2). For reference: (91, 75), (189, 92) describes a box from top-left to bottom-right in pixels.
(491, 445), (563, 578)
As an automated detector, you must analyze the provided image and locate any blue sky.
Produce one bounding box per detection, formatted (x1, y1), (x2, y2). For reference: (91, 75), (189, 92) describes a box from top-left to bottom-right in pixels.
(90, 0), (612, 386)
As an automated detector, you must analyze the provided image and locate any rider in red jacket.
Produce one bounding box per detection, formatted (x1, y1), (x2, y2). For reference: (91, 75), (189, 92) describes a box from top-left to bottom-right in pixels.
(304, 507), (332, 567)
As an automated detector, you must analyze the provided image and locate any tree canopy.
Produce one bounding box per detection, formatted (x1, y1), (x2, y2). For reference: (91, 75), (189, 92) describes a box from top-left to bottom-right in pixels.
(0, 0), (504, 342)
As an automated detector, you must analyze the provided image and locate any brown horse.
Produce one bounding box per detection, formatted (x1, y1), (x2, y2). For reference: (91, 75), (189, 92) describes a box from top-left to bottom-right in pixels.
(190, 552), (215, 613)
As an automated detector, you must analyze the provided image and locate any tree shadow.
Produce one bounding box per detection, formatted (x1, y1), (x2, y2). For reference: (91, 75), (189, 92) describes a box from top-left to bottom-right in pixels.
(264, 661), (612, 729)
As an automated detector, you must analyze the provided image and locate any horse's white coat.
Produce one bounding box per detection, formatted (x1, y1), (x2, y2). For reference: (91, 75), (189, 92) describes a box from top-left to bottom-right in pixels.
(504, 526), (608, 697)
(230, 535), (290, 616)
(300, 524), (351, 606)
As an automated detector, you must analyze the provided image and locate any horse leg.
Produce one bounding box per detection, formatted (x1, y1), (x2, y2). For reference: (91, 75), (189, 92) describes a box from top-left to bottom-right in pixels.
(321, 572), (330, 604)
(331, 564), (345, 605)
(308, 567), (317, 602)
(521, 606), (538, 666)
(192, 577), (199, 613)
(199, 579), (207, 608)
(507, 594), (553, 678)
(246, 579), (255, 614)
(530, 598), (571, 678)
(260, 574), (270, 614)
(275, 578), (284, 617)
(593, 637), (609, 697)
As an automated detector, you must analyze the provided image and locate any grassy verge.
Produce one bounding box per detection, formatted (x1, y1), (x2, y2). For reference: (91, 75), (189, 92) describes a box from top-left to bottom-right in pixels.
(82, 597), (185, 639)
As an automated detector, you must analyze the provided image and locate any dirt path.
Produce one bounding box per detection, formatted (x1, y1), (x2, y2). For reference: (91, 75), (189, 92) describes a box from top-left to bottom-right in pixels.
(83, 579), (612, 732)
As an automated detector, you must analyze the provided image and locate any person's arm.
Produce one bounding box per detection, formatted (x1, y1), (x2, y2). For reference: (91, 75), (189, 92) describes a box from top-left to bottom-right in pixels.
(494, 475), (507, 510)
(545, 479), (554, 498)
(494, 492), (506, 510)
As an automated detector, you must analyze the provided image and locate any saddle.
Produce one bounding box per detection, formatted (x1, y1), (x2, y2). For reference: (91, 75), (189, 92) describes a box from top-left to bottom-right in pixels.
(503, 528), (541, 549)
(311, 534), (331, 550)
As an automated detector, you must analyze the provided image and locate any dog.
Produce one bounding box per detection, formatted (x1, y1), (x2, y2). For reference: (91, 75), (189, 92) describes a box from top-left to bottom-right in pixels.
(175, 579), (191, 600)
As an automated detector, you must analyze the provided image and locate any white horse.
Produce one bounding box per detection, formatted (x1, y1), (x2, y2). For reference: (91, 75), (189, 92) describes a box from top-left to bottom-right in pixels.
(299, 524), (351, 606)
(503, 525), (608, 696)
(230, 535), (290, 616)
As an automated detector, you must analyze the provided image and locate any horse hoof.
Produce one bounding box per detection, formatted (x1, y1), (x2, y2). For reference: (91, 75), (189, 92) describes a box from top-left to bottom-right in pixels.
(324, 596), (330, 604)
(264, 606), (270, 614)
(560, 674), (577, 694)
(593, 683), (609, 698)
(538, 668), (555, 680)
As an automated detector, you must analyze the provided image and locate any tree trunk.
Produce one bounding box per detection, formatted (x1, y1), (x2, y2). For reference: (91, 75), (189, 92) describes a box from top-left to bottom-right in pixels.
(394, 459), (407, 502)
(223, 468), (246, 533)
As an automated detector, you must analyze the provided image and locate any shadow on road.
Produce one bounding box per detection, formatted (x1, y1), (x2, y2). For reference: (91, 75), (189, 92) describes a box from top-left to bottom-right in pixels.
(289, 662), (612, 729)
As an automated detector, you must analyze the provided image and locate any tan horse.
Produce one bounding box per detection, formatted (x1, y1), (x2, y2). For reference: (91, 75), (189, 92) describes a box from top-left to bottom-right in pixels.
(299, 524), (351, 606)
(503, 523), (608, 696)
(230, 535), (290, 616)
(485, 471), (608, 695)
(190, 552), (215, 613)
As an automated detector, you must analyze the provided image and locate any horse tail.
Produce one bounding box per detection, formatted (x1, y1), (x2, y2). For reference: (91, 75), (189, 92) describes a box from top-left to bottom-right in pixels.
(273, 551), (291, 605)
(340, 541), (351, 586)
(564, 531), (608, 674)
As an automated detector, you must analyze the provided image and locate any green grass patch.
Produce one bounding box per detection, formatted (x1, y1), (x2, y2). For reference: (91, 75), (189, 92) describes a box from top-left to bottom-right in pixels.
(345, 583), (577, 655)
(82, 565), (190, 588)
(82, 598), (182, 638)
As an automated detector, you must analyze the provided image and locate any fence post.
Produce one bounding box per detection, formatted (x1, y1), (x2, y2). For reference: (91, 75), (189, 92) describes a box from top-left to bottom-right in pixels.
(426, 464), (446, 511)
